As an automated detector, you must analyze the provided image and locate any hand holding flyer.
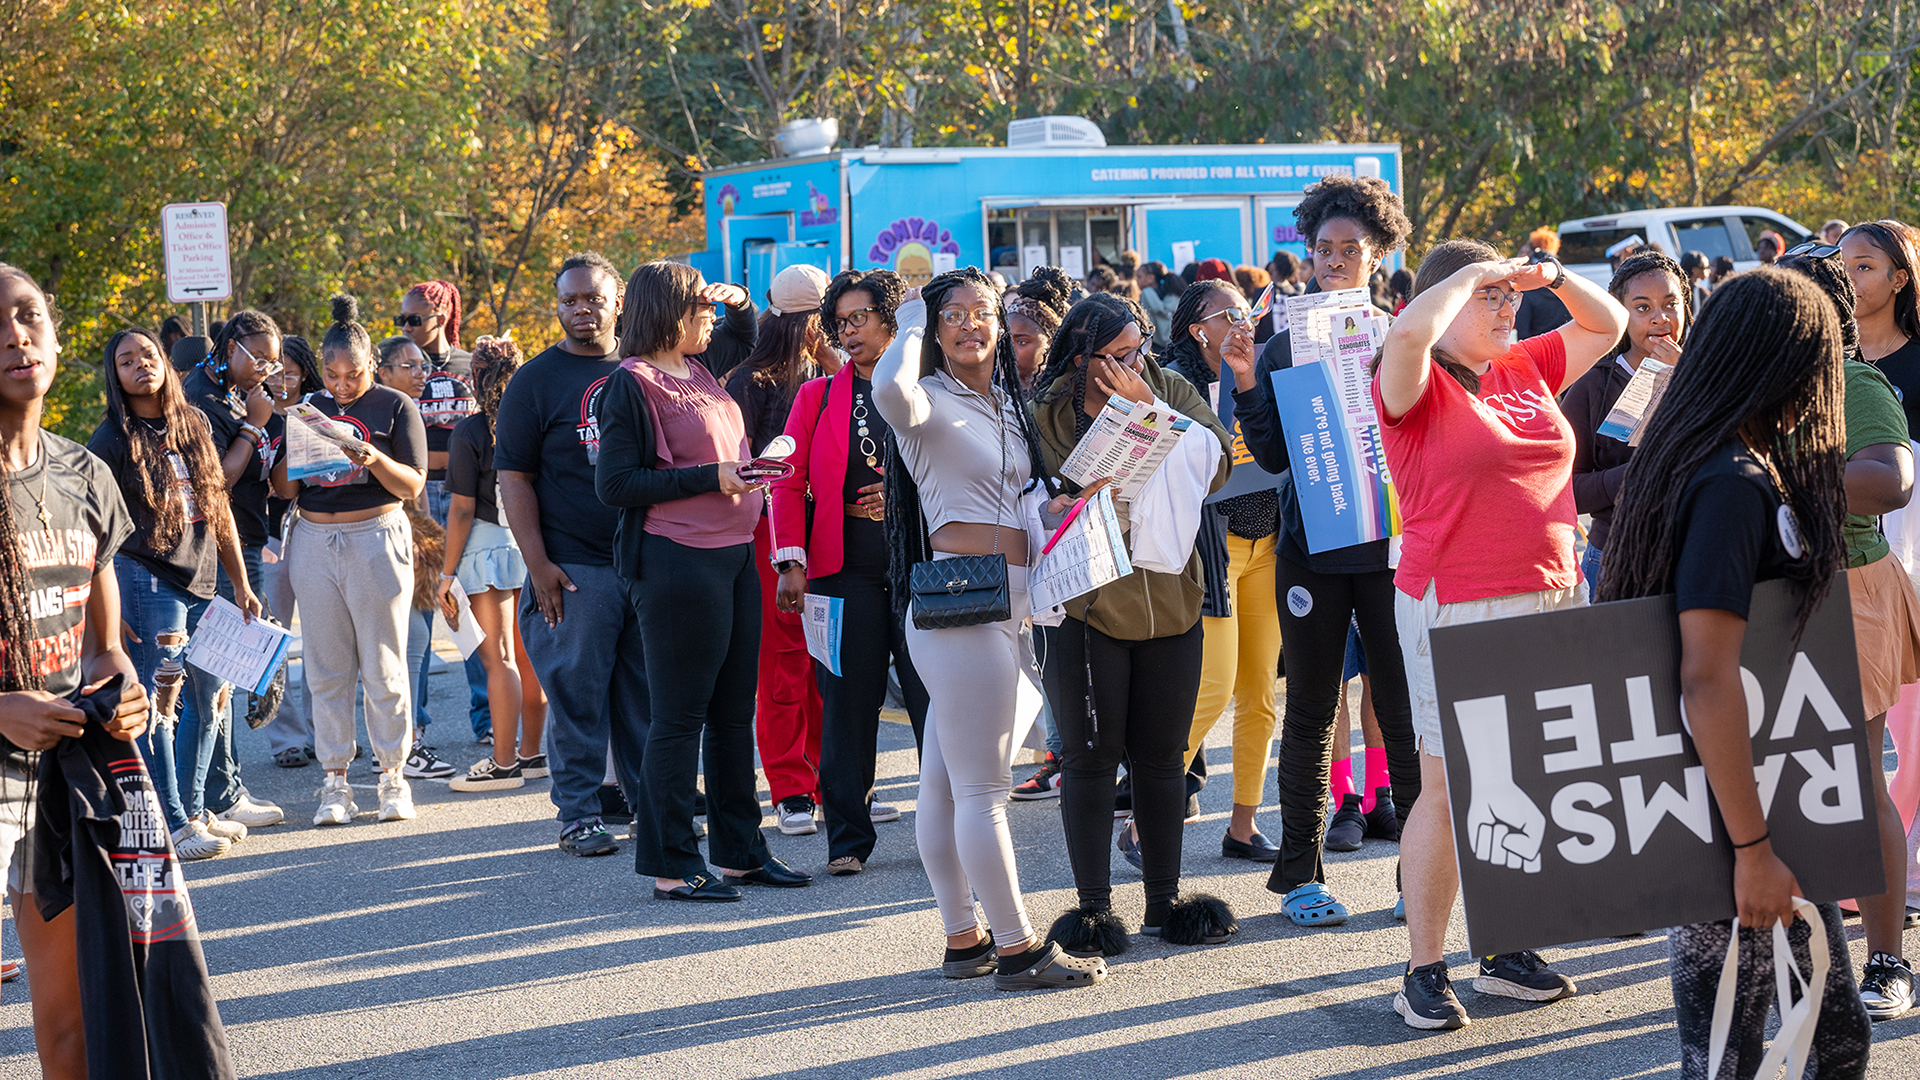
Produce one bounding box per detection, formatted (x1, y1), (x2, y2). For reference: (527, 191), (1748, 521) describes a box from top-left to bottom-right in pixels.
(284, 402), (366, 481)
(1029, 487), (1133, 613)
(1058, 394), (1193, 504)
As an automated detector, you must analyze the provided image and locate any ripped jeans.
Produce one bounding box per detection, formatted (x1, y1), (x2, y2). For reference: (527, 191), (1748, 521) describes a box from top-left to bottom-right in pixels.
(115, 556), (226, 833)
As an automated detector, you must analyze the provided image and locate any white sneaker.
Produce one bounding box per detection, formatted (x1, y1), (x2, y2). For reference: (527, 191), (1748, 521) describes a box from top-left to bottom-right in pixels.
(218, 791), (285, 828)
(170, 819), (232, 860)
(870, 801), (901, 823)
(777, 796), (818, 835)
(200, 810), (247, 842)
(314, 775), (357, 826)
(378, 771), (416, 822)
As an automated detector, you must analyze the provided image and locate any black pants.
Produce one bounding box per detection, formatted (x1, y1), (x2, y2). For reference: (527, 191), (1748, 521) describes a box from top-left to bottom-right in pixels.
(629, 534), (770, 879)
(1047, 617), (1204, 924)
(1265, 557), (1420, 894)
(810, 517), (929, 862)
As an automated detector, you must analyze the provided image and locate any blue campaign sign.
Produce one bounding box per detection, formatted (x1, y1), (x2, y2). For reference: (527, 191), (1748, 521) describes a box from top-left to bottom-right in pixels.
(1271, 363), (1393, 552)
(1205, 376), (1284, 503)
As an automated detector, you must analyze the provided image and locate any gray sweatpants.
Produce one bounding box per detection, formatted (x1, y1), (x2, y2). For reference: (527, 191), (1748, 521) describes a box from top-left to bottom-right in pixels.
(290, 510), (414, 772)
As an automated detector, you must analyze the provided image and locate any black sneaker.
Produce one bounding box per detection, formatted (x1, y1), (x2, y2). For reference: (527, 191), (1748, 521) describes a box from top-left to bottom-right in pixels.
(1473, 951), (1576, 1002)
(517, 754), (549, 779)
(1860, 951), (1915, 1021)
(598, 784), (634, 825)
(1011, 753), (1063, 800)
(1364, 786), (1401, 841)
(558, 817), (619, 857)
(402, 741), (456, 780)
(1396, 961), (1469, 1030)
(1324, 793), (1366, 851)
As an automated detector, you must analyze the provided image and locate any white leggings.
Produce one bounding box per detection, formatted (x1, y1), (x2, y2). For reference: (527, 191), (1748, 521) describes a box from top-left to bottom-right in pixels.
(907, 562), (1036, 944)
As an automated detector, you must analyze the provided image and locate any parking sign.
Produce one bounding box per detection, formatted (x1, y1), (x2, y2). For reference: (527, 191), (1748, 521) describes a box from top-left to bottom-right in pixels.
(161, 202), (232, 303)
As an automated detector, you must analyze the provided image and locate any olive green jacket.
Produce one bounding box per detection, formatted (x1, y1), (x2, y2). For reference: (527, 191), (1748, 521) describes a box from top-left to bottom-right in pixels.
(1029, 361), (1233, 639)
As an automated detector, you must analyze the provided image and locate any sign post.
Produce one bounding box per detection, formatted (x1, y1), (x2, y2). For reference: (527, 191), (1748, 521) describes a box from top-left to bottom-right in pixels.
(160, 202), (233, 333)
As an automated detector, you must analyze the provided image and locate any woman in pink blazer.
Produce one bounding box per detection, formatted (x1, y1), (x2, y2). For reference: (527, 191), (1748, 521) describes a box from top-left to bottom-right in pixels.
(770, 269), (931, 876)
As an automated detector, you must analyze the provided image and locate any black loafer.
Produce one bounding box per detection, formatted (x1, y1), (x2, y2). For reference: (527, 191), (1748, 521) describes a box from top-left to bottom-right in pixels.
(653, 874), (742, 903)
(1222, 831), (1280, 863)
(728, 857), (812, 888)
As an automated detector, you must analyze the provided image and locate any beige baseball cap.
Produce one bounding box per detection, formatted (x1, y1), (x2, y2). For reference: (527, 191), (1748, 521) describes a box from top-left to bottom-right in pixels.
(765, 264), (831, 316)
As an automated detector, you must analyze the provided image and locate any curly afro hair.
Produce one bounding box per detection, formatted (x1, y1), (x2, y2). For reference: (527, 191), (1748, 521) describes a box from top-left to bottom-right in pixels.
(821, 269), (907, 345)
(1294, 175), (1413, 256)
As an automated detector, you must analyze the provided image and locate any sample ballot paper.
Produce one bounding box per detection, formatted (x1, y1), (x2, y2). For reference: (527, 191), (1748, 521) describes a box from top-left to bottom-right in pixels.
(185, 596), (293, 695)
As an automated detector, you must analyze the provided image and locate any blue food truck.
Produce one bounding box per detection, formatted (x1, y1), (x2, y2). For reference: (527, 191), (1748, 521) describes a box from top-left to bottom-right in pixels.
(686, 129), (1402, 296)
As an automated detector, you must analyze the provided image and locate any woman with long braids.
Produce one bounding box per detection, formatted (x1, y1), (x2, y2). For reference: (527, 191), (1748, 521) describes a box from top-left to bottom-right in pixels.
(1227, 178), (1420, 927)
(1028, 292), (1237, 956)
(769, 268), (930, 875)
(727, 265), (836, 838)
(1599, 268), (1874, 1079)
(441, 336), (548, 793)
(1163, 278), (1285, 865)
(87, 328), (261, 861)
(875, 266), (1104, 989)
(271, 295), (428, 828)
(1374, 238), (1626, 1029)
(0, 264), (156, 1077)
(1562, 250), (1694, 598)
(1776, 247), (1920, 1021)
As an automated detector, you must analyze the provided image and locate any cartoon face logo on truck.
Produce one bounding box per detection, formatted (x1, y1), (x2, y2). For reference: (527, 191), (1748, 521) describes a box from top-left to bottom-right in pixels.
(868, 218), (961, 288)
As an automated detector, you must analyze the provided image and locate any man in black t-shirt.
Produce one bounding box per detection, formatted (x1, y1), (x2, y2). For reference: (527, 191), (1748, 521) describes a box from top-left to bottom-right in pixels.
(495, 254), (649, 858)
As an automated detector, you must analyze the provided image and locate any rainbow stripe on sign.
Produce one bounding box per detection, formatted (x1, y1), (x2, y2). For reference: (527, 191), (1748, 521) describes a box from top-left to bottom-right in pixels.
(1271, 363), (1400, 553)
(1247, 282), (1275, 321)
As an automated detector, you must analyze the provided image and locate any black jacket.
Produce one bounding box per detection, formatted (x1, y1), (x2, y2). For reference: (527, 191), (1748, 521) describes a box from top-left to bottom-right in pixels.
(1560, 356), (1636, 551)
(593, 364), (725, 580)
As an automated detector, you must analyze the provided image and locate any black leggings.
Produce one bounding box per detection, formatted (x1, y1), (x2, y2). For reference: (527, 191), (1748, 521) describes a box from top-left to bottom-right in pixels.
(628, 534), (770, 880)
(1265, 557), (1420, 895)
(1047, 617), (1204, 925)
(810, 518), (929, 862)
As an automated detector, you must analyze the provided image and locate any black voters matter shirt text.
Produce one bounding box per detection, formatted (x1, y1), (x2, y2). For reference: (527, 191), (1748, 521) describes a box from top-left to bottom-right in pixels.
(292, 385), (428, 515)
(1, 432), (134, 766)
(491, 344), (622, 566)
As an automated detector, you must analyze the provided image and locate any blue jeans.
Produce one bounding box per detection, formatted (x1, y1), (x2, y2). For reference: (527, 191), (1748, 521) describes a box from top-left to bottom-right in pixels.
(208, 545), (274, 812)
(117, 557), (222, 831)
(1581, 542), (1603, 603)
(518, 561), (648, 825)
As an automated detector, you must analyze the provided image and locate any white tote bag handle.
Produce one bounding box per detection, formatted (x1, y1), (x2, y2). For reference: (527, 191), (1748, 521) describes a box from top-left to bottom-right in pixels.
(1704, 896), (1828, 1080)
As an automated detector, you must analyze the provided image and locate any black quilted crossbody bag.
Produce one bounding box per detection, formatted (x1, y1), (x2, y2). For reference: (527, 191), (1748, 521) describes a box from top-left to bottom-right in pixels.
(909, 385), (1013, 629)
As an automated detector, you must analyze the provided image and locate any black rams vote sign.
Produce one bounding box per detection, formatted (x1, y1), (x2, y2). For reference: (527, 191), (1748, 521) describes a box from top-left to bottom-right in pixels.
(1429, 578), (1884, 957)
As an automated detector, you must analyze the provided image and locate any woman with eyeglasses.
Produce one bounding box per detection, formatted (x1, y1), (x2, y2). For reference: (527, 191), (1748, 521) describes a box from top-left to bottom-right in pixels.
(374, 334), (458, 782)
(596, 262), (809, 903)
(876, 266), (1106, 989)
(1372, 239), (1626, 1029)
(1027, 292), (1238, 957)
(398, 279), (473, 377)
(765, 268), (931, 875)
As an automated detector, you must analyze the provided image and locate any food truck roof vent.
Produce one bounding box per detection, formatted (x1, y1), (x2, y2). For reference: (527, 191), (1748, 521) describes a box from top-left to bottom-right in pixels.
(773, 118), (840, 158)
(1007, 116), (1107, 149)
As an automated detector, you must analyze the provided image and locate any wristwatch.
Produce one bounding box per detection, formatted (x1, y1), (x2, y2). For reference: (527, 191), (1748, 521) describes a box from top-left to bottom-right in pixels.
(1545, 256), (1567, 290)
(773, 560), (800, 574)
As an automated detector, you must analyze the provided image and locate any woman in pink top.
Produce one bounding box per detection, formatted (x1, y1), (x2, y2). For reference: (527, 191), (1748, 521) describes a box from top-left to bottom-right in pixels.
(596, 261), (812, 903)
(1372, 239), (1627, 1030)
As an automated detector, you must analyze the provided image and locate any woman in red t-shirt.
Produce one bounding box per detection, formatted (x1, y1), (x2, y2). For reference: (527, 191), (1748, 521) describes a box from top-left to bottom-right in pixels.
(1372, 239), (1627, 1030)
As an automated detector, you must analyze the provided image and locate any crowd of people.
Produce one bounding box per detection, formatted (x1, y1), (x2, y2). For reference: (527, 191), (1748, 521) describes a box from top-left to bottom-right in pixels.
(1, 175), (1918, 1076)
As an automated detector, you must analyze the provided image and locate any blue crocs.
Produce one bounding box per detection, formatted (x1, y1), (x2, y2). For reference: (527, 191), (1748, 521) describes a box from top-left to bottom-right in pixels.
(1282, 883), (1350, 927)
(1394, 894), (1406, 921)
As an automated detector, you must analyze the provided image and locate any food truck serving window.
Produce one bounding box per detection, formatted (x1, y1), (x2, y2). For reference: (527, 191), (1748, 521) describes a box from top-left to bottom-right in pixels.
(988, 206), (1132, 280)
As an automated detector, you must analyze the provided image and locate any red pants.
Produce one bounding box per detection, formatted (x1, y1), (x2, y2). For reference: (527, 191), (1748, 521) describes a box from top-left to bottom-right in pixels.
(754, 516), (823, 803)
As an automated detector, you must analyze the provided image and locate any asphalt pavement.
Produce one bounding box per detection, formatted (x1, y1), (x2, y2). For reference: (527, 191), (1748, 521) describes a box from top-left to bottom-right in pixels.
(2, 660), (1917, 1079)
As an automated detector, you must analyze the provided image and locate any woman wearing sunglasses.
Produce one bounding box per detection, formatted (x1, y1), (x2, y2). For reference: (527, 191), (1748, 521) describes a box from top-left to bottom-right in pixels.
(767, 268), (931, 876)
(1372, 239), (1626, 1029)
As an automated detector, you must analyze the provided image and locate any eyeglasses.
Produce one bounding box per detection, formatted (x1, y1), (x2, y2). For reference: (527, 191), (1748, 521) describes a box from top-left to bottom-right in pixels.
(1197, 306), (1252, 327)
(1479, 288), (1522, 312)
(836, 308), (878, 332)
(393, 314), (437, 329)
(1092, 343), (1149, 369)
(938, 307), (999, 328)
(1783, 242), (1843, 259)
(382, 360), (424, 373)
(687, 306), (717, 323)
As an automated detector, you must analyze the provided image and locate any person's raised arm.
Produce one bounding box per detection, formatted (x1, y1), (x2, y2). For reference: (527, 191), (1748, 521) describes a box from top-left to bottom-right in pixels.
(218, 389), (274, 487)
(1378, 260), (1518, 420)
(1229, 334), (1289, 475)
(1536, 264), (1630, 391)
(872, 293), (933, 431)
(1679, 606), (1803, 929)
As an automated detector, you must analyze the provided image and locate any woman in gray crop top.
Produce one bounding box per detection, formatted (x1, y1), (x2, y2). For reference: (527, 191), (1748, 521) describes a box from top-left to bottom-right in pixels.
(871, 267), (1104, 991)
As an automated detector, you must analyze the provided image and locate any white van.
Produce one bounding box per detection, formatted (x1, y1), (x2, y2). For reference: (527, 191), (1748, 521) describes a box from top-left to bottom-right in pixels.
(1555, 206), (1812, 286)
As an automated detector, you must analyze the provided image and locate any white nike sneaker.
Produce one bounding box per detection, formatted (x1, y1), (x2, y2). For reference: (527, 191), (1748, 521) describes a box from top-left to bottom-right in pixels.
(378, 770), (416, 822)
(314, 774), (358, 826)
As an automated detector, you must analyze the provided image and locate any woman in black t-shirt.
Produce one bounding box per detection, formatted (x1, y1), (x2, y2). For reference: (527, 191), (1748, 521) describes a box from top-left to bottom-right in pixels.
(1601, 270), (1872, 1078)
(1842, 221), (1920, 432)
(0, 263), (152, 1077)
(439, 337), (546, 792)
(88, 328), (261, 863)
(272, 296), (428, 829)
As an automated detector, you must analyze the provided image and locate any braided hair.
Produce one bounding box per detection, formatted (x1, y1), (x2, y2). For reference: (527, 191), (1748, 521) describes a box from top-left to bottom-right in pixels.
(1162, 280), (1244, 390)
(1007, 266), (1074, 340)
(1598, 269), (1848, 636)
(1030, 292), (1154, 441)
(1841, 221), (1920, 343)
(820, 269), (906, 345)
(101, 328), (237, 557)
(322, 294), (373, 367)
(207, 308), (281, 390)
(884, 266), (1057, 617)
(0, 264), (54, 691)
(405, 280), (462, 348)
(1604, 250), (1694, 363)
(1777, 249), (1860, 361)
(468, 335), (523, 439)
